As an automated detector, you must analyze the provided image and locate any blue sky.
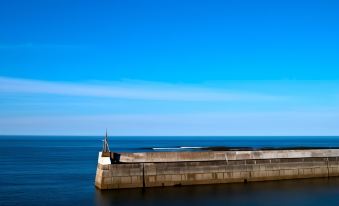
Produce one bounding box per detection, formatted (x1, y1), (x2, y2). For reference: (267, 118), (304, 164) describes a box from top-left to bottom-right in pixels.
(0, 0), (339, 135)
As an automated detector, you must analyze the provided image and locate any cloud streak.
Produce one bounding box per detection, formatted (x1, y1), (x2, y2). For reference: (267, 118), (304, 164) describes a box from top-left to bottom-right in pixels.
(1, 111), (338, 136)
(0, 76), (285, 102)
(0, 43), (84, 50)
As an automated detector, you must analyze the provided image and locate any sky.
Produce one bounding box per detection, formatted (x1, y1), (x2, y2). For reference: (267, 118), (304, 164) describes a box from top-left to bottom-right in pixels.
(0, 0), (339, 136)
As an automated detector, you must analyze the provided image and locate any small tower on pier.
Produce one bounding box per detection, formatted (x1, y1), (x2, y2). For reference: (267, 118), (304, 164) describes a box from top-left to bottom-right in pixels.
(102, 129), (110, 152)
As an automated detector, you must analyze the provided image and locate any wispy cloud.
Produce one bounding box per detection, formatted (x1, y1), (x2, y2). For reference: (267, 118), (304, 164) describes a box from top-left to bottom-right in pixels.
(0, 43), (84, 49)
(0, 76), (285, 102)
(1, 112), (338, 136)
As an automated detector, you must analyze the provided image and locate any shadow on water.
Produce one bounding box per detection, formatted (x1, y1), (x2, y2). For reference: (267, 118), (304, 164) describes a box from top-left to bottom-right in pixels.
(95, 177), (339, 206)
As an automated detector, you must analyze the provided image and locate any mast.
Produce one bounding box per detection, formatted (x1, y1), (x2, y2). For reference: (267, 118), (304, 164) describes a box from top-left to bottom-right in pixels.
(102, 129), (110, 152)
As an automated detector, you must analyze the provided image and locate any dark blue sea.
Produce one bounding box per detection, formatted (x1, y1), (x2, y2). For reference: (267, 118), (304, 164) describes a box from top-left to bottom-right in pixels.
(1, 136), (339, 206)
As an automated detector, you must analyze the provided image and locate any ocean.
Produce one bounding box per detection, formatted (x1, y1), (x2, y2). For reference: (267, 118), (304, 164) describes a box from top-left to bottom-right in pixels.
(1, 136), (339, 206)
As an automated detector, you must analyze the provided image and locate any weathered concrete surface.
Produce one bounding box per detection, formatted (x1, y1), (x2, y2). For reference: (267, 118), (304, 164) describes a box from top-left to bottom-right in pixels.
(95, 149), (339, 189)
(116, 149), (339, 163)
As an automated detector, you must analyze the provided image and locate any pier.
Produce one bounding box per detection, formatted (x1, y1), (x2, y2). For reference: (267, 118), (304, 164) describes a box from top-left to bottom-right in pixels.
(95, 149), (339, 189)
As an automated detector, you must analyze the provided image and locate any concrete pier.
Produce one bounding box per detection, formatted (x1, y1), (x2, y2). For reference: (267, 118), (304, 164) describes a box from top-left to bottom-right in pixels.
(95, 149), (339, 189)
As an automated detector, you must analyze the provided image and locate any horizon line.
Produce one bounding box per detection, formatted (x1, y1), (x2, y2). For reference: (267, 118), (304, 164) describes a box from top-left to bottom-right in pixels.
(1, 134), (339, 137)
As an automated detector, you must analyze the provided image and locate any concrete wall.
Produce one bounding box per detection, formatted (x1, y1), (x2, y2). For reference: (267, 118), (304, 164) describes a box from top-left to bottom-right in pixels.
(95, 150), (339, 189)
(116, 149), (339, 163)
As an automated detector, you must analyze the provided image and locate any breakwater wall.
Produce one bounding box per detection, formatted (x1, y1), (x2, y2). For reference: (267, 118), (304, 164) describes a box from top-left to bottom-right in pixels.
(95, 149), (339, 189)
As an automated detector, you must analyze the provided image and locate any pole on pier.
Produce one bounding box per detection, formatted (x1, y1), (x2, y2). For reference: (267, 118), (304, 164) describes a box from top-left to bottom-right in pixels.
(102, 129), (110, 152)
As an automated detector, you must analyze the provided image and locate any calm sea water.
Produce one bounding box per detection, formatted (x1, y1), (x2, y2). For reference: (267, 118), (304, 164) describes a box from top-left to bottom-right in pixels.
(1, 136), (339, 206)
